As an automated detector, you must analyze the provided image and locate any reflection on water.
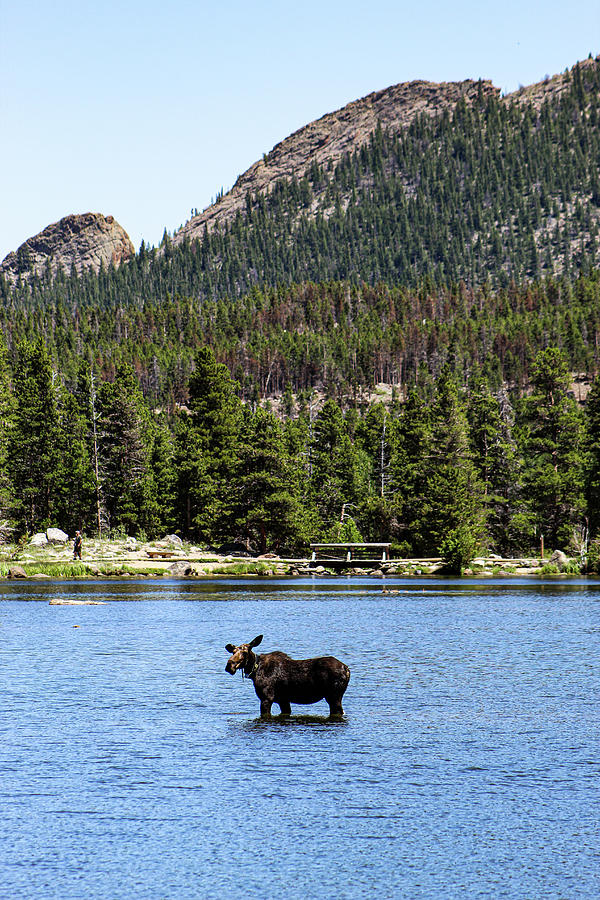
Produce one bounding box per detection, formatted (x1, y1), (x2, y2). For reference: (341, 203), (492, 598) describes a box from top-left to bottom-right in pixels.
(242, 714), (349, 731)
(0, 576), (599, 899)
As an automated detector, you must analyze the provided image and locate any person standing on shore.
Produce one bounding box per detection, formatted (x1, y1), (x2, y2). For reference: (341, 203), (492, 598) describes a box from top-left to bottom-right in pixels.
(73, 531), (82, 560)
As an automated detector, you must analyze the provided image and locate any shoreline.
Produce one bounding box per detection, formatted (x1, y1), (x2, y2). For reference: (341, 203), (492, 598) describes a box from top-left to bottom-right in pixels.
(0, 537), (583, 579)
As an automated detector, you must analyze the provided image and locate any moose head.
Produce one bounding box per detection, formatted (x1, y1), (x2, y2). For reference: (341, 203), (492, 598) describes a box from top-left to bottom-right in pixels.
(225, 634), (263, 675)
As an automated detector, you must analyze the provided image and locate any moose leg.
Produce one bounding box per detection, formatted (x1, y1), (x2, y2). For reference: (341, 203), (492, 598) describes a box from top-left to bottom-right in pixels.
(326, 695), (345, 716)
(278, 701), (291, 715)
(259, 698), (273, 717)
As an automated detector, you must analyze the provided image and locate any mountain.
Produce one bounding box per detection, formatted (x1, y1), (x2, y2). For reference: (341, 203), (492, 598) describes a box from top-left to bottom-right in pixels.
(174, 77), (498, 244)
(4, 57), (598, 291)
(172, 60), (589, 248)
(0, 213), (134, 283)
(159, 55), (599, 297)
(1, 58), (599, 405)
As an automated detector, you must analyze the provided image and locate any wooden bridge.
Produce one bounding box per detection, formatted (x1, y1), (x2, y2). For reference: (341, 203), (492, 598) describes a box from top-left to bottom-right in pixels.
(309, 542), (391, 567)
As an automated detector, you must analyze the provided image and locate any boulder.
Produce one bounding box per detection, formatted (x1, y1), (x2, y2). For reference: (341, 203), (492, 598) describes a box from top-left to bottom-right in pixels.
(164, 534), (183, 546)
(8, 566), (27, 578)
(168, 561), (194, 577)
(46, 528), (68, 544)
(30, 533), (48, 546)
(549, 549), (569, 571)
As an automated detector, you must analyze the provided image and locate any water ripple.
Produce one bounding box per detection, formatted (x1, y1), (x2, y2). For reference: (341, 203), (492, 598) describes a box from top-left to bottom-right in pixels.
(1, 578), (599, 899)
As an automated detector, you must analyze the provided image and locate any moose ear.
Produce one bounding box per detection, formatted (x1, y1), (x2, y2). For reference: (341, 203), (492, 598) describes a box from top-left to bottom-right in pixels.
(225, 644), (236, 653)
(249, 634), (263, 648)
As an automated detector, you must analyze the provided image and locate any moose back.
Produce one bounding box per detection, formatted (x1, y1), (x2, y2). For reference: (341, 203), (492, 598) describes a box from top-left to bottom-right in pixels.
(225, 635), (350, 717)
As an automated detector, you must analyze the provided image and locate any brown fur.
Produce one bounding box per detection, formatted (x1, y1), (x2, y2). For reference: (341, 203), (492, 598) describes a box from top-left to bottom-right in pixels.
(225, 635), (350, 717)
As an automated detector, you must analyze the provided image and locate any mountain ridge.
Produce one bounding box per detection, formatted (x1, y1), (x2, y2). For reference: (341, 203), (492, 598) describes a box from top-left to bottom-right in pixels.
(173, 58), (596, 245)
(174, 77), (498, 244)
(1, 55), (598, 284)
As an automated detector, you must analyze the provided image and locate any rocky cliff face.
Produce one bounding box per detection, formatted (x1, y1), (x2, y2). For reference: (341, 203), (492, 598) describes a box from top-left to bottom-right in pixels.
(174, 59), (597, 247)
(174, 78), (499, 245)
(0, 213), (134, 283)
(3, 58), (595, 280)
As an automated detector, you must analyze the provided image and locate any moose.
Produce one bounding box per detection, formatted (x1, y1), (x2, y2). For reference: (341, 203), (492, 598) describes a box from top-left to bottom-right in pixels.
(224, 634), (350, 717)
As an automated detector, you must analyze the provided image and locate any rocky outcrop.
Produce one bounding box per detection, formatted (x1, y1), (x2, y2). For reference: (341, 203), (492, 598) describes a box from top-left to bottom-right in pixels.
(0, 213), (134, 283)
(173, 59), (598, 247)
(174, 79), (499, 245)
(3, 58), (595, 283)
(507, 56), (598, 112)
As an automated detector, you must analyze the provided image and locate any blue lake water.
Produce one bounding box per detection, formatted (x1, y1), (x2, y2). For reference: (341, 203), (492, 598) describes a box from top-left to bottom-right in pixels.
(0, 576), (599, 899)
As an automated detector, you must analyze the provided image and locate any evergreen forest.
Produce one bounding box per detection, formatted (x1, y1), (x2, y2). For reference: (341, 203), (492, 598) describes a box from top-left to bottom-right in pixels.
(1, 58), (600, 564)
(1, 338), (600, 570)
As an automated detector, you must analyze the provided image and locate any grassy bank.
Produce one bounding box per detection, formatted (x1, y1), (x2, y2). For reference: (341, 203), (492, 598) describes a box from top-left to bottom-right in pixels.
(0, 537), (294, 579)
(0, 536), (585, 579)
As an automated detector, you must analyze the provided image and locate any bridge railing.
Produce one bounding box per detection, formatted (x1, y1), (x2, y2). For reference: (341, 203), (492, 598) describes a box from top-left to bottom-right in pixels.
(309, 542), (391, 563)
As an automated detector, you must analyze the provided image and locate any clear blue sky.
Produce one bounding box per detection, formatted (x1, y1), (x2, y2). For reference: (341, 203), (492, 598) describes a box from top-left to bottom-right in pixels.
(0, 0), (597, 261)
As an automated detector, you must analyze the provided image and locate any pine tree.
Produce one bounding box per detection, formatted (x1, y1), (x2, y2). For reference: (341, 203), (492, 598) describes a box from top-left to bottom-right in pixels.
(180, 347), (243, 541)
(96, 364), (160, 536)
(309, 399), (362, 532)
(53, 385), (96, 533)
(232, 408), (308, 553)
(418, 369), (485, 568)
(582, 375), (600, 539)
(148, 415), (177, 535)
(519, 347), (586, 551)
(173, 414), (213, 541)
(467, 378), (524, 553)
(9, 338), (62, 533)
(390, 386), (434, 554)
(0, 333), (15, 524)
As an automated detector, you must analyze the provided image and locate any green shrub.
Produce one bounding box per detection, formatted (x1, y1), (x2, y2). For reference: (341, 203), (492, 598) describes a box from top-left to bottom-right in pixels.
(100, 564), (158, 576)
(326, 516), (363, 544)
(541, 559), (581, 575)
(438, 526), (478, 575)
